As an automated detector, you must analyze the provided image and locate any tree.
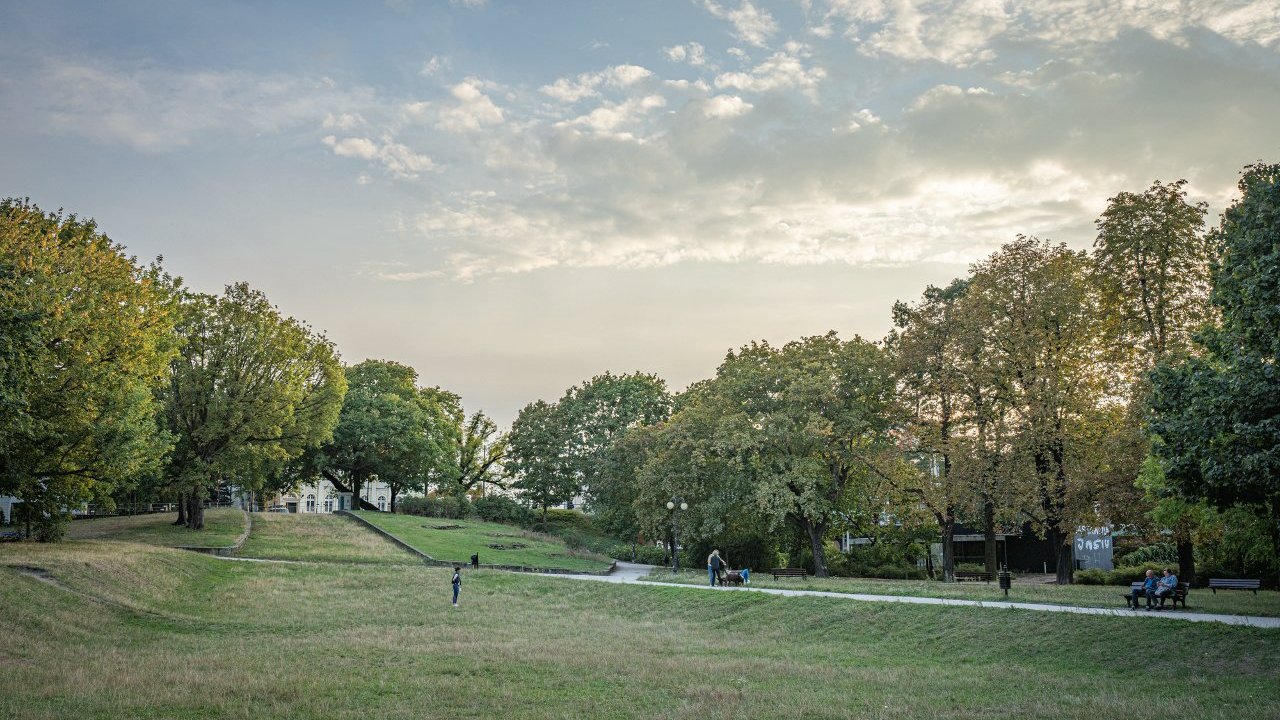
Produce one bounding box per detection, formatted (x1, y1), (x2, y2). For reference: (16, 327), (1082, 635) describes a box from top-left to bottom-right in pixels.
(506, 400), (575, 529)
(304, 360), (450, 513)
(888, 279), (983, 581)
(1093, 178), (1215, 581)
(161, 283), (346, 529)
(967, 237), (1115, 584)
(0, 199), (178, 540)
(437, 409), (507, 496)
(559, 372), (672, 508)
(1150, 162), (1280, 580)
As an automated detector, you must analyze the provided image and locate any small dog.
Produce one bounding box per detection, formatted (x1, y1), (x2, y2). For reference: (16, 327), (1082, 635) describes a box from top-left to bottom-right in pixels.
(721, 571), (744, 586)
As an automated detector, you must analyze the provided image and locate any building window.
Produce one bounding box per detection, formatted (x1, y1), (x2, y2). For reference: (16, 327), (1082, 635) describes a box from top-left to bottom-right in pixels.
(324, 497), (334, 513)
(306, 494), (316, 513)
(377, 495), (387, 512)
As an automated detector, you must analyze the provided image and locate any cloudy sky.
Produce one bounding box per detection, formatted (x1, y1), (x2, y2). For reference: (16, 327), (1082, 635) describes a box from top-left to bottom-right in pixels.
(3, 0), (1278, 426)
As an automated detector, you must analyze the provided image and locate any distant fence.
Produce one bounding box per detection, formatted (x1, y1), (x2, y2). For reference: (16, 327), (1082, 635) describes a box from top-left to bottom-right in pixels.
(73, 501), (235, 519)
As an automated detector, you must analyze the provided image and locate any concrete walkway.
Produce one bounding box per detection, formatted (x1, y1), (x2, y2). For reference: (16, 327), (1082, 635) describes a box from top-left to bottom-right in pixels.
(543, 563), (1280, 629)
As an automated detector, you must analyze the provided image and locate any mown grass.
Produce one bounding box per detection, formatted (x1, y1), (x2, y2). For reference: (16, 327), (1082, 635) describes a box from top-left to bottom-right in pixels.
(1, 540), (1277, 720)
(64, 508), (246, 548)
(354, 511), (613, 572)
(236, 513), (420, 565)
(647, 568), (1280, 617)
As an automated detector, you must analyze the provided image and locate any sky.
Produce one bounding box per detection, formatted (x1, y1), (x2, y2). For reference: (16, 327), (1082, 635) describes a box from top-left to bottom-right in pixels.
(2, 0), (1279, 428)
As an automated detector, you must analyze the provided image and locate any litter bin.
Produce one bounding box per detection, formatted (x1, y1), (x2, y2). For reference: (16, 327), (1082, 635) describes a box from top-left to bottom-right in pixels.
(998, 567), (1012, 597)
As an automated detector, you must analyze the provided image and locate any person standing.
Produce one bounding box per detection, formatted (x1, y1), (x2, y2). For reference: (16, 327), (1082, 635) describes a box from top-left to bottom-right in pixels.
(451, 565), (462, 607)
(707, 549), (725, 586)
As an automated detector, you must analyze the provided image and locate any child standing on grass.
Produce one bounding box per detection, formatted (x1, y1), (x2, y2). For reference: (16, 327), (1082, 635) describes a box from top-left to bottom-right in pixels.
(452, 565), (462, 607)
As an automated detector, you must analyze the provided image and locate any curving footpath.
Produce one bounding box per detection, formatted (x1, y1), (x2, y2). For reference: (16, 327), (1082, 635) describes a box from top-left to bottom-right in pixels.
(545, 562), (1280, 630)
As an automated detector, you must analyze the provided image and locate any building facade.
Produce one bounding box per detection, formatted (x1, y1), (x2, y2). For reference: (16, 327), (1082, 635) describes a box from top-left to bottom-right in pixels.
(271, 479), (395, 514)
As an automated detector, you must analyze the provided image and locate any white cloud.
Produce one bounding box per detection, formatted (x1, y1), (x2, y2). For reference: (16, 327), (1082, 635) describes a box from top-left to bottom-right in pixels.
(420, 55), (450, 77)
(703, 94), (753, 118)
(714, 45), (826, 97)
(323, 135), (437, 179)
(540, 64), (654, 103)
(322, 112), (365, 130)
(436, 80), (506, 132)
(557, 94), (667, 135)
(702, 0), (778, 47)
(665, 42), (708, 66)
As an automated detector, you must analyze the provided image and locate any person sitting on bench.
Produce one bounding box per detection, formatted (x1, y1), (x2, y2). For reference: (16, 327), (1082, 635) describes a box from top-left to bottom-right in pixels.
(1129, 569), (1157, 609)
(1152, 568), (1178, 609)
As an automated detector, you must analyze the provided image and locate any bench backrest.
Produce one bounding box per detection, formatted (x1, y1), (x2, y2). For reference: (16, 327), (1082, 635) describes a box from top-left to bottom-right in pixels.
(1209, 578), (1261, 588)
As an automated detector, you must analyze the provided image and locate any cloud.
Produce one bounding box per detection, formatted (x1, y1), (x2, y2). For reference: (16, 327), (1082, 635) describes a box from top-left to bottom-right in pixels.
(323, 135), (437, 179)
(702, 0), (778, 47)
(556, 94), (667, 136)
(665, 42), (708, 66)
(702, 94), (752, 118)
(420, 55), (450, 77)
(714, 43), (826, 97)
(540, 64), (654, 103)
(436, 80), (506, 132)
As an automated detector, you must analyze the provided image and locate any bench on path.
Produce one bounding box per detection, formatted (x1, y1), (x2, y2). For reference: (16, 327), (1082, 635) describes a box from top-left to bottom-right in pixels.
(1209, 578), (1261, 594)
(1124, 581), (1189, 609)
(955, 572), (992, 583)
(770, 567), (807, 580)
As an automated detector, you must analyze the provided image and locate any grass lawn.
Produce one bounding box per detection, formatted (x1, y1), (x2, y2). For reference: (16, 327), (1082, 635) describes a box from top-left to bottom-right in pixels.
(236, 513), (421, 565)
(353, 510), (613, 573)
(64, 508), (246, 548)
(647, 568), (1280, 618)
(1, 539), (1277, 720)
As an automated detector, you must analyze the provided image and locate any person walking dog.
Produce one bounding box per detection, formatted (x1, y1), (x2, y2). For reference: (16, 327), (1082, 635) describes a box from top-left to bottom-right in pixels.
(452, 565), (462, 607)
(707, 549), (726, 586)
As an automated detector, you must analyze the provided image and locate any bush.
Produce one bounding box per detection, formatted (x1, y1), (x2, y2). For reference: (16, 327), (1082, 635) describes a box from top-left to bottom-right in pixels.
(472, 495), (533, 526)
(1117, 543), (1177, 568)
(539, 508), (595, 533)
(396, 495), (471, 519)
(1074, 568), (1108, 585)
(1106, 567), (1151, 585)
(608, 543), (669, 565)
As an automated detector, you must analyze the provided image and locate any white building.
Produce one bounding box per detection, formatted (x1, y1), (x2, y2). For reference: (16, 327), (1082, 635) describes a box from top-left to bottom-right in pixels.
(0, 496), (18, 524)
(273, 478), (395, 514)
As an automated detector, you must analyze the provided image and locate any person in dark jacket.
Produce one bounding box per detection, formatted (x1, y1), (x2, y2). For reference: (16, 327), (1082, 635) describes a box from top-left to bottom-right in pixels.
(707, 549), (726, 586)
(452, 566), (462, 607)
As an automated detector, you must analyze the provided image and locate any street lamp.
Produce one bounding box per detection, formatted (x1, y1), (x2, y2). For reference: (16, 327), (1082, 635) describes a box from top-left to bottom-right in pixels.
(666, 499), (688, 574)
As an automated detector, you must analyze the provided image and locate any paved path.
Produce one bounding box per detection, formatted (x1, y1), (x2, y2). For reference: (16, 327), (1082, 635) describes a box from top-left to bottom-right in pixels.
(544, 563), (1280, 629)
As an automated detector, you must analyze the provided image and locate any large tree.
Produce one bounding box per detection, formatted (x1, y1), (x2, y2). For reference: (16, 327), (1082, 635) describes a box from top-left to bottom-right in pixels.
(506, 399), (575, 529)
(305, 360), (450, 513)
(1150, 162), (1280, 580)
(1093, 178), (1213, 581)
(437, 408), (508, 496)
(0, 199), (178, 540)
(161, 283), (346, 529)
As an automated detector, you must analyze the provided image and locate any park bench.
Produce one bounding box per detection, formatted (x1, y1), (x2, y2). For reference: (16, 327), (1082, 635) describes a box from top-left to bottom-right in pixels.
(955, 572), (992, 583)
(770, 567), (807, 580)
(1123, 581), (1188, 609)
(1209, 578), (1261, 595)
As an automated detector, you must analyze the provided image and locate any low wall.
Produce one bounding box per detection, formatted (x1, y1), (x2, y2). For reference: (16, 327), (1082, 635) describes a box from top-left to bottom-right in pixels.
(175, 508), (253, 558)
(337, 510), (616, 576)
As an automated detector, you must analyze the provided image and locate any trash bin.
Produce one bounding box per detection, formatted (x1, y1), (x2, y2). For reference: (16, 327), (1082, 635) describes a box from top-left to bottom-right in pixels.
(998, 567), (1012, 597)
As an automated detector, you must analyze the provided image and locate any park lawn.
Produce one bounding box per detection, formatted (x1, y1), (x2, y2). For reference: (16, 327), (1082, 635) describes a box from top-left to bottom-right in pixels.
(647, 569), (1280, 618)
(1, 540), (1278, 720)
(63, 508), (246, 548)
(353, 510), (613, 573)
(236, 513), (421, 565)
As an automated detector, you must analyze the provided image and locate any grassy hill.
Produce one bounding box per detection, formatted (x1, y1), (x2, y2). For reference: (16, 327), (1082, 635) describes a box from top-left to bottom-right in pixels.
(2, 535), (1278, 719)
(236, 512), (420, 565)
(352, 510), (614, 573)
(64, 508), (246, 548)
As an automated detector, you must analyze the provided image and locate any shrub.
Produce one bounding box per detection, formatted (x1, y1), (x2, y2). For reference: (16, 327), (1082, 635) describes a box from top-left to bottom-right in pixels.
(396, 495), (471, 519)
(608, 543), (669, 565)
(472, 495), (533, 526)
(540, 508), (595, 533)
(1117, 543), (1177, 568)
(1106, 567), (1151, 585)
(1074, 568), (1108, 585)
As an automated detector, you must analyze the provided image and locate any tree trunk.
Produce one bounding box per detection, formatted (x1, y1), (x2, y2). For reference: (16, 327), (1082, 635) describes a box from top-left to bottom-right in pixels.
(187, 493), (205, 530)
(983, 498), (998, 573)
(800, 516), (829, 577)
(541, 502), (548, 532)
(1047, 525), (1072, 584)
(173, 493), (187, 526)
(940, 512), (956, 582)
(1176, 538), (1195, 585)
(390, 488), (398, 514)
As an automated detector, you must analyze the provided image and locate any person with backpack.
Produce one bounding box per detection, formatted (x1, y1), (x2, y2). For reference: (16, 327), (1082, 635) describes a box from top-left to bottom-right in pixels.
(707, 549), (726, 586)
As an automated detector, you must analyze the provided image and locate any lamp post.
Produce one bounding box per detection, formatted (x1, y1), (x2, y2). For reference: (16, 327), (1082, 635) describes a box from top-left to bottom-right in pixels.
(666, 499), (687, 574)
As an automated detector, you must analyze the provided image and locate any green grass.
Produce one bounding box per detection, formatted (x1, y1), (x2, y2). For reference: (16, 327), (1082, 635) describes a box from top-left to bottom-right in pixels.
(1, 539), (1277, 719)
(64, 508), (246, 548)
(647, 568), (1280, 617)
(236, 513), (421, 565)
(353, 510), (614, 573)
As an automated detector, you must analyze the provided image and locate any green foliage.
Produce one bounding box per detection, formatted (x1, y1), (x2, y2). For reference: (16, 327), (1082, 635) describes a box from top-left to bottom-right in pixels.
(1106, 567), (1152, 585)
(396, 495), (470, 519)
(1073, 569), (1108, 585)
(1116, 542), (1178, 568)
(506, 399), (575, 525)
(472, 495), (534, 526)
(0, 199), (179, 540)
